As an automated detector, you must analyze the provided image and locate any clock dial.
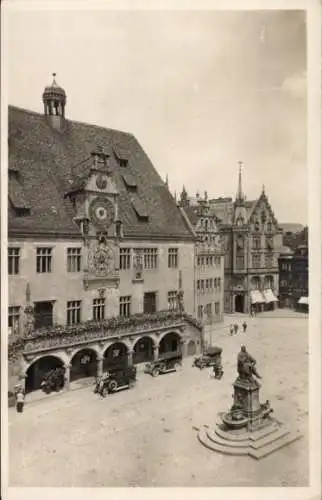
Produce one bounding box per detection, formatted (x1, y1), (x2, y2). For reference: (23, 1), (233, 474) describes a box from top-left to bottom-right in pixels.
(89, 197), (115, 227)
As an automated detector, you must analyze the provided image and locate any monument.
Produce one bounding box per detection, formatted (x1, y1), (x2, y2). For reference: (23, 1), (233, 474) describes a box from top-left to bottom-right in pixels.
(197, 345), (303, 459)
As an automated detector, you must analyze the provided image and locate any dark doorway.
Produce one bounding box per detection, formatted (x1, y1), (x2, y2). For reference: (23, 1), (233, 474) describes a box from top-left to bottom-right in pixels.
(187, 340), (196, 356)
(103, 342), (128, 371)
(25, 355), (63, 393)
(70, 349), (97, 382)
(235, 295), (244, 313)
(133, 336), (154, 364)
(159, 332), (181, 355)
(34, 301), (53, 329)
(144, 292), (157, 314)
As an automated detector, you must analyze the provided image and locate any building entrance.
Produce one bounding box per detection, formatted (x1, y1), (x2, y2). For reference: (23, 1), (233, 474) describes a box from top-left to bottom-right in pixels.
(235, 294), (244, 313)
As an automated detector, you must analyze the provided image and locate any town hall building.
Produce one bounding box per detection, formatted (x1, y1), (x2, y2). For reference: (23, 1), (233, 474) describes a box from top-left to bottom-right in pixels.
(8, 75), (202, 394)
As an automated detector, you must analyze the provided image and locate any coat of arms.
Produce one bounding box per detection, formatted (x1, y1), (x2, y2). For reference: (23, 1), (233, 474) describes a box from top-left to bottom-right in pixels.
(89, 238), (114, 277)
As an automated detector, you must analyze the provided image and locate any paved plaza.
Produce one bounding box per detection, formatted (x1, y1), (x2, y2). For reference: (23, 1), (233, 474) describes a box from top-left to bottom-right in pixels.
(9, 312), (309, 487)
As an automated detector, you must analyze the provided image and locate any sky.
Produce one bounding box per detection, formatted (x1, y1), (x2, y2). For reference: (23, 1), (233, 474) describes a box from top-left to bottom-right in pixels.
(5, 5), (307, 224)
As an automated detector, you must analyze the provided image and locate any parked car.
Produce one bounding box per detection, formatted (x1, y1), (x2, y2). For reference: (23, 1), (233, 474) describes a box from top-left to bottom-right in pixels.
(98, 366), (137, 397)
(145, 351), (183, 377)
(40, 367), (65, 394)
(193, 346), (223, 370)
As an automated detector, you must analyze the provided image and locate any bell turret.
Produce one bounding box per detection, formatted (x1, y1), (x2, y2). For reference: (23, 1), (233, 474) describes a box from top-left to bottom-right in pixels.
(43, 73), (66, 131)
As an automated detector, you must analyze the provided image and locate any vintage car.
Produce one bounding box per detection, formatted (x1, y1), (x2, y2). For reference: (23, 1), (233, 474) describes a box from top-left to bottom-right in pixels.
(40, 367), (65, 394)
(145, 351), (183, 377)
(193, 346), (223, 371)
(98, 366), (137, 397)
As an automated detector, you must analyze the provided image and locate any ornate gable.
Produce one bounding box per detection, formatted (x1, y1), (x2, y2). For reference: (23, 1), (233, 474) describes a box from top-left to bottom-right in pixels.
(248, 189), (278, 234)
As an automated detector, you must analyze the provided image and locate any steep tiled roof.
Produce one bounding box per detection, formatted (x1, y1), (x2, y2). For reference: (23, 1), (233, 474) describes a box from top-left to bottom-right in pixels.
(8, 106), (194, 240)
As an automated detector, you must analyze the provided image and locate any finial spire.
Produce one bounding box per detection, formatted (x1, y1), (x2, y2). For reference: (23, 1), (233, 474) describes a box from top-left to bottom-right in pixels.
(236, 161), (245, 202)
(165, 174), (169, 188)
(262, 184), (265, 194)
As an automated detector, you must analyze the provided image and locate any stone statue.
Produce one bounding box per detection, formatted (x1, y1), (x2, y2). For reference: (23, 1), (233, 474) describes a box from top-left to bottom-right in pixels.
(237, 345), (262, 380)
(134, 251), (143, 279)
(176, 290), (185, 313)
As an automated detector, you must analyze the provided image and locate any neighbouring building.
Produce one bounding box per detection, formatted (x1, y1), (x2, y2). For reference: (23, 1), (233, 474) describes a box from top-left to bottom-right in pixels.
(8, 75), (203, 394)
(178, 163), (283, 314)
(279, 223), (307, 251)
(278, 245), (308, 311)
(178, 189), (225, 332)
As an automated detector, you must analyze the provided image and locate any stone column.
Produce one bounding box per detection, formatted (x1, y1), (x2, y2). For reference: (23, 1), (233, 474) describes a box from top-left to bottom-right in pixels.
(64, 363), (71, 391)
(97, 355), (103, 377)
(181, 340), (188, 358)
(127, 348), (134, 366)
(153, 344), (159, 361)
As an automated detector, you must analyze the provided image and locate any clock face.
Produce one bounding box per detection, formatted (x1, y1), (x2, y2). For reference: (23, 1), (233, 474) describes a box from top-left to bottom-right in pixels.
(89, 197), (115, 227)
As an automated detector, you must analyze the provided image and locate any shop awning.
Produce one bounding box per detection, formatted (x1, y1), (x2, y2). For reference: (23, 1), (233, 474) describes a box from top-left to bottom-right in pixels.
(250, 290), (265, 304)
(263, 289), (278, 303)
(298, 296), (308, 305)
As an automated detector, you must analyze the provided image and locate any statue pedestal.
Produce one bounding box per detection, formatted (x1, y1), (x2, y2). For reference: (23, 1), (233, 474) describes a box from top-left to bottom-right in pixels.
(233, 377), (263, 429)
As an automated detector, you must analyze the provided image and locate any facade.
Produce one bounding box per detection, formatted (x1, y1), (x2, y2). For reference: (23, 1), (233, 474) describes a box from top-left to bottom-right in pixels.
(8, 76), (203, 393)
(179, 164), (283, 314)
(278, 245), (308, 310)
(179, 189), (225, 327)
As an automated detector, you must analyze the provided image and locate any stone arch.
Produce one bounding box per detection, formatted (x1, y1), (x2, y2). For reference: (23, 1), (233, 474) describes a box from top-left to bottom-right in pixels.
(70, 347), (98, 382)
(103, 341), (128, 371)
(159, 331), (182, 355)
(25, 354), (64, 394)
(133, 336), (154, 364)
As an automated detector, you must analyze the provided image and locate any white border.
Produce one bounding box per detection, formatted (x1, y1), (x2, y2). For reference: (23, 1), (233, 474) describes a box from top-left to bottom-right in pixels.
(1, 1), (321, 499)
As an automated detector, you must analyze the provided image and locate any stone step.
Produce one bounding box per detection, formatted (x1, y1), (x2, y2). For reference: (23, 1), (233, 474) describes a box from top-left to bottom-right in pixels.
(207, 429), (250, 448)
(198, 427), (249, 456)
(215, 421), (278, 442)
(249, 430), (303, 460)
(249, 427), (290, 450)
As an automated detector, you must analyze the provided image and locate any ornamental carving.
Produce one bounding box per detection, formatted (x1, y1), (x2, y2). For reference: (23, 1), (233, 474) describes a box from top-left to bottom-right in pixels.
(88, 238), (114, 277)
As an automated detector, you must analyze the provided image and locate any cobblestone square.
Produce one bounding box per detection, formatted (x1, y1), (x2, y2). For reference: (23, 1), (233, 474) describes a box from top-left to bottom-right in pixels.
(9, 312), (309, 487)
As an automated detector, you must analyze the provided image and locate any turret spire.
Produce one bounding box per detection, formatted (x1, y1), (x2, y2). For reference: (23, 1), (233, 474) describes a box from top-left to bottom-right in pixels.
(236, 161), (245, 202)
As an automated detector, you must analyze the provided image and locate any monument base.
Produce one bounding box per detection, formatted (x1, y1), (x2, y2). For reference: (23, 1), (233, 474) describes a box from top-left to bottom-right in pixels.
(197, 376), (302, 459)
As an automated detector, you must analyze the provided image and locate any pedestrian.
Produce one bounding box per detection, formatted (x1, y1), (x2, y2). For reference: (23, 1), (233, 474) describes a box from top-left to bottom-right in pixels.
(242, 321), (247, 333)
(229, 324), (234, 336)
(15, 388), (25, 414)
(234, 323), (239, 335)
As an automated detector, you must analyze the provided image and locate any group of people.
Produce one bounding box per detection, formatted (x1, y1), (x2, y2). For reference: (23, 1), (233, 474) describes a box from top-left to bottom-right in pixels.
(229, 321), (248, 336)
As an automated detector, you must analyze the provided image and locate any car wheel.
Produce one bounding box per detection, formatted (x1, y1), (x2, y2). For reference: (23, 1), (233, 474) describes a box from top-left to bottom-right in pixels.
(108, 380), (117, 392)
(101, 386), (108, 398)
(152, 367), (159, 377)
(159, 362), (166, 372)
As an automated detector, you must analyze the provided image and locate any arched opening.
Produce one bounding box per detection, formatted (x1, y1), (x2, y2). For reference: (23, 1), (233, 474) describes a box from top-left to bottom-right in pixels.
(103, 342), (128, 371)
(133, 336), (154, 364)
(25, 355), (64, 394)
(235, 294), (244, 313)
(70, 348), (97, 382)
(187, 340), (196, 357)
(159, 332), (181, 355)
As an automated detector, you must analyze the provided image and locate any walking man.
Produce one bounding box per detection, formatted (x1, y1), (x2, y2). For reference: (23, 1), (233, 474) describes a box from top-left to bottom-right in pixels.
(15, 388), (25, 414)
(229, 324), (234, 336)
(242, 321), (248, 333)
(233, 323), (239, 335)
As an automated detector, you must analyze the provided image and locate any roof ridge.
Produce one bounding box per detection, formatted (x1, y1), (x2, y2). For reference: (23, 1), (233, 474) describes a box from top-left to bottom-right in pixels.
(8, 104), (135, 138)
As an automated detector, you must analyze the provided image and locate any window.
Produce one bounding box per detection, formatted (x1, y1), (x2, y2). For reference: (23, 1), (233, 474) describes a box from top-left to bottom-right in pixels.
(265, 253), (273, 268)
(215, 302), (220, 315)
(34, 301), (53, 329)
(253, 236), (261, 249)
(236, 255), (244, 270)
(36, 247), (52, 273)
(93, 298), (105, 321)
(205, 303), (212, 317)
(197, 256), (201, 266)
(8, 306), (20, 335)
(143, 248), (158, 269)
(198, 305), (203, 319)
(206, 257), (210, 266)
(168, 248), (178, 268)
(119, 248), (131, 270)
(67, 248), (81, 272)
(200, 280), (205, 294)
(67, 300), (81, 325)
(168, 291), (177, 310)
(252, 253), (261, 268)
(218, 278), (221, 291)
(8, 247), (20, 275)
(197, 280), (200, 292)
(214, 278), (217, 289)
(120, 295), (131, 317)
(205, 279), (209, 293)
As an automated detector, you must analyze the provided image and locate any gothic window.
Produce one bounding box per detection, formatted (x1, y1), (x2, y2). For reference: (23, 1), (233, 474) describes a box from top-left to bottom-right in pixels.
(236, 255), (244, 270)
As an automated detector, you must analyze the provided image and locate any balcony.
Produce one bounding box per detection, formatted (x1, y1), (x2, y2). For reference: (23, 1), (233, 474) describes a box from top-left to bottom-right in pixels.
(8, 310), (203, 359)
